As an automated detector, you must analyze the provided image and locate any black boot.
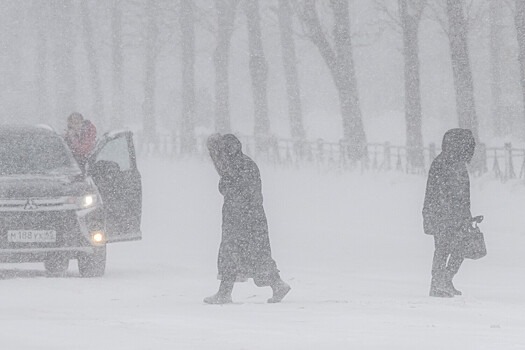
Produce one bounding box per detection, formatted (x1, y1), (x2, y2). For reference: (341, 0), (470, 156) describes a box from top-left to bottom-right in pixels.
(204, 279), (234, 304)
(268, 278), (291, 303)
(429, 272), (453, 298)
(444, 270), (462, 296)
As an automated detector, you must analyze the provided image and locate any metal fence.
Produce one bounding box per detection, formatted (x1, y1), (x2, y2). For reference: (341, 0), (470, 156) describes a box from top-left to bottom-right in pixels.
(136, 131), (525, 182)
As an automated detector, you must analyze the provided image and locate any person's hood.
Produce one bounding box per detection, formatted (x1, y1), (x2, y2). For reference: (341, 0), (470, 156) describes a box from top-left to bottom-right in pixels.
(441, 128), (476, 163)
(222, 134), (243, 158)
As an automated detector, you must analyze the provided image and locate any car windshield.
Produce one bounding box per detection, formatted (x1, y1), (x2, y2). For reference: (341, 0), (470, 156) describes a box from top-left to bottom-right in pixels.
(0, 133), (79, 175)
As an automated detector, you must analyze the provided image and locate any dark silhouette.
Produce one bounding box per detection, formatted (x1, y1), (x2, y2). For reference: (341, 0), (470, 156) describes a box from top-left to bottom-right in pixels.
(423, 128), (476, 298)
(205, 134), (290, 304)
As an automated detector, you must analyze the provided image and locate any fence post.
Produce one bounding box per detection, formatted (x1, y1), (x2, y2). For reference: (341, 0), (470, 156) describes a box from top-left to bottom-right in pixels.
(520, 150), (525, 179)
(396, 147), (403, 171)
(361, 144), (370, 171)
(317, 139), (325, 163)
(372, 145), (378, 170)
(339, 140), (347, 169)
(492, 149), (501, 180)
(478, 143), (488, 174)
(504, 143), (516, 181)
(383, 142), (391, 171)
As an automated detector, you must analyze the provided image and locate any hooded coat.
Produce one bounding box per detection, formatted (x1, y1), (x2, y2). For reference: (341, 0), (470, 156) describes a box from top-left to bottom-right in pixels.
(423, 128), (475, 236)
(208, 134), (279, 286)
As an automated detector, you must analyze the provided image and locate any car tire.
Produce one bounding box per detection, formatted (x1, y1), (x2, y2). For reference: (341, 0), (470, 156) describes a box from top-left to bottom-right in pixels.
(78, 246), (106, 278)
(44, 255), (69, 276)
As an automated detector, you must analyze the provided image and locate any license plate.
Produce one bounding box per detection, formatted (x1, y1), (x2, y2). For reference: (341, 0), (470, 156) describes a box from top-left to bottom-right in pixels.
(7, 230), (57, 243)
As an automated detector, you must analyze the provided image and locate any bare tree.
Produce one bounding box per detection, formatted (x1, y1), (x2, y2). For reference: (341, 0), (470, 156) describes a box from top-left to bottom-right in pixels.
(180, 0), (197, 153)
(51, 0), (77, 124)
(397, 0), (427, 169)
(80, 1), (105, 131)
(215, 0), (240, 134)
(516, 0), (525, 133)
(446, 0), (479, 141)
(244, 0), (271, 150)
(294, 0), (367, 160)
(34, 0), (50, 124)
(142, 0), (159, 147)
(277, 0), (306, 142)
(490, 0), (504, 136)
(111, 0), (124, 129)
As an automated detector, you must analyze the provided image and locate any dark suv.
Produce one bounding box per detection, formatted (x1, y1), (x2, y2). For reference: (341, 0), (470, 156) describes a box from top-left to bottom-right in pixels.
(0, 125), (142, 277)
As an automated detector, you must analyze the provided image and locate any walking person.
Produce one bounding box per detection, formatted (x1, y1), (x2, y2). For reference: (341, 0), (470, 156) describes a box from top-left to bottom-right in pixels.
(423, 128), (476, 298)
(205, 134), (291, 304)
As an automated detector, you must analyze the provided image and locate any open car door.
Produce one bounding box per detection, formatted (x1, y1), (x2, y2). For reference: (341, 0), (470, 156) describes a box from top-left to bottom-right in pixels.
(88, 130), (142, 243)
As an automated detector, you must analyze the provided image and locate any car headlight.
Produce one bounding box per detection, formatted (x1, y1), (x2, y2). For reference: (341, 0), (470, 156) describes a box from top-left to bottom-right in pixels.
(91, 230), (106, 244)
(82, 194), (96, 207)
(76, 194), (98, 209)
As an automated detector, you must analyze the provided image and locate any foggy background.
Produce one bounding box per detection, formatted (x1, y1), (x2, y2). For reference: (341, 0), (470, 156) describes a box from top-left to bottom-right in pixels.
(1, 0), (523, 150)
(2, 1), (525, 348)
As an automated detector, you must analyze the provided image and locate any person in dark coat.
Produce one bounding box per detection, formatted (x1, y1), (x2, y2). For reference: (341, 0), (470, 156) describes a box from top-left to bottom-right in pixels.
(423, 128), (476, 297)
(205, 134), (291, 304)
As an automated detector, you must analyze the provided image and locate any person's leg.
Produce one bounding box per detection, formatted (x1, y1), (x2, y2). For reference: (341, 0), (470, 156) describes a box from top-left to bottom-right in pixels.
(204, 277), (235, 304)
(445, 254), (464, 295)
(267, 272), (291, 304)
(430, 234), (453, 297)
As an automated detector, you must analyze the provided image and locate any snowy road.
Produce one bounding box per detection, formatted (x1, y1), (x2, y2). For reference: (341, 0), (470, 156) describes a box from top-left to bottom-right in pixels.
(1, 159), (525, 349)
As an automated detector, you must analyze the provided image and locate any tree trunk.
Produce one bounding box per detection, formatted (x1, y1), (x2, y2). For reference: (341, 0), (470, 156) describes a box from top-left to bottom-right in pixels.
(490, 0), (504, 136)
(180, 0), (196, 154)
(214, 0), (238, 134)
(35, 0), (49, 124)
(299, 0), (367, 160)
(52, 0), (76, 124)
(400, 0), (424, 169)
(515, 0), (525, 136)
(330, 0), (366, 159)
(446, 0), (479, 141)
(143, 0), (158, 147)
(80, 1), (105, 131)
(277, 0), (305, 141)
(111, 0), (124, 129)
(245, 0), (271, 150)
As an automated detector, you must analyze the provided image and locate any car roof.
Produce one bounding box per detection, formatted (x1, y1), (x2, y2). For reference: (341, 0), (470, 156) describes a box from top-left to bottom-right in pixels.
(0, 125), (58, 137)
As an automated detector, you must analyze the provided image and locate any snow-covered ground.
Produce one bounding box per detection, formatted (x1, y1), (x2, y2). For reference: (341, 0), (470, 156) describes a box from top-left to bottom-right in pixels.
(1, 157), (525, 349)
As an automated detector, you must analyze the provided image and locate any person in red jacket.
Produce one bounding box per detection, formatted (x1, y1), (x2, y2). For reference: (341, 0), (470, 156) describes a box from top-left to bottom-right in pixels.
(64, 112), (97, 169)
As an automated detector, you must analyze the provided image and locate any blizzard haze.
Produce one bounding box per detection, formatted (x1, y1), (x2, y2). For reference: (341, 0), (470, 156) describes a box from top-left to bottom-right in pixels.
(0, 0), (525, 349)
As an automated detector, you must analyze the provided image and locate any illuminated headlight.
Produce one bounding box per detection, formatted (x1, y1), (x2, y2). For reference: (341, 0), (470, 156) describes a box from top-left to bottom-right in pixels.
(91, 231), (105, 244)
(82, 194), (96, 207)
(71, 194), (98, 209)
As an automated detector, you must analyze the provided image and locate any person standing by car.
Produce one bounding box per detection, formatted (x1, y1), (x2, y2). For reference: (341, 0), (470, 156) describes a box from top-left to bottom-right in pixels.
(423, 128), (476, 297)
(64, 112), (97, 169)
(205, 134), (291, 304)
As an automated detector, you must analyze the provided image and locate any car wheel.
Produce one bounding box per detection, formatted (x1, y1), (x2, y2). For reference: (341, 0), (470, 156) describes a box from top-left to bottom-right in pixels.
(78, 246), (106, 278)
(44, 254), (69, 275)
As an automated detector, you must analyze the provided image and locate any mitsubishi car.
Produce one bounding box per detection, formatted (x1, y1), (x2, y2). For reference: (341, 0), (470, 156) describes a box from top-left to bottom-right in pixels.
(0, 125), (142, 277)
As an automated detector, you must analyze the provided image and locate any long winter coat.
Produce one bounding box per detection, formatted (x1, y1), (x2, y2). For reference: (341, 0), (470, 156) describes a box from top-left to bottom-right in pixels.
(208, 134), (278, 286)
(423, 128), (475, 236)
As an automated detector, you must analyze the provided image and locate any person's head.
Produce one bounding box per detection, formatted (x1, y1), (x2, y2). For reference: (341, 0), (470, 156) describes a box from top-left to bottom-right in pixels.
(207, 133), (222, 154)
(441, 128), (476, 163)
(67, 112), (84, 133)
(221, 134), (242, 158)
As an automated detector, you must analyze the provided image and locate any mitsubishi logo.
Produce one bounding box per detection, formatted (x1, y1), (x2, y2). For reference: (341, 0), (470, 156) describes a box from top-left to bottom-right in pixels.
(24, 199), (38, 210)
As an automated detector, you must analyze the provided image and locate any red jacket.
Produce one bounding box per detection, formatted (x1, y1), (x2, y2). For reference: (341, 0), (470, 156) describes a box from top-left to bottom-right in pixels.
(65, 120), (97, 163)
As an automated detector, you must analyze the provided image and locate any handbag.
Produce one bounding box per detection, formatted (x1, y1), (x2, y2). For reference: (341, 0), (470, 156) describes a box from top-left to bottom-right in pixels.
(458, 220), (487, 260)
